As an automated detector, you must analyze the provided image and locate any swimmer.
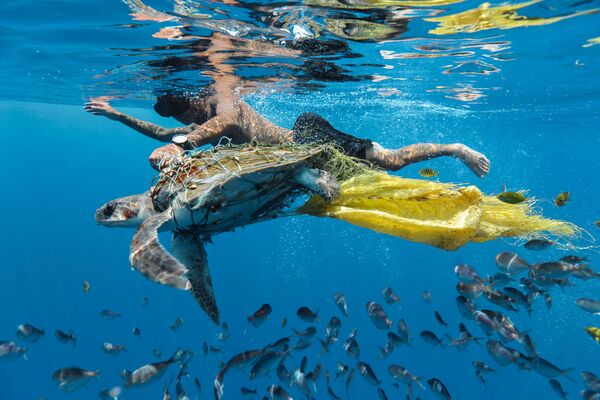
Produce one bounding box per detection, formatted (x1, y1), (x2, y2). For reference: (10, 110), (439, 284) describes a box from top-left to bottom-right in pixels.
(85, 34), (490, 176)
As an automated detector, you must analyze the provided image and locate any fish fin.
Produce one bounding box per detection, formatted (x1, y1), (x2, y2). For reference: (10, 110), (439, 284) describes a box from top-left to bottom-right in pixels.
(129, 209), (192, 290)
(562, 368), (576, 383)
(415, 377), (426, 390)
(172, 233), (220, 325)
(23, 354), (29, 362)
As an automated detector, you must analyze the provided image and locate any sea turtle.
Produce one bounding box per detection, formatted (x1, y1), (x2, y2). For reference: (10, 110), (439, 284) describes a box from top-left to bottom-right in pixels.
(95, 143), (341, 324)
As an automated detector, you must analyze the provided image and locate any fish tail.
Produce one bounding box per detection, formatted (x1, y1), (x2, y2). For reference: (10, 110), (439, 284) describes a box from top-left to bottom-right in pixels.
(563, 368), (576, 383)
(415, 377), (426, 390)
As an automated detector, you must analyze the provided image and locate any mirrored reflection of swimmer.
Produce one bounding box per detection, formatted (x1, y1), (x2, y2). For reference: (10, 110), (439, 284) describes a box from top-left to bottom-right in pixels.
(85, 33), (490, 177)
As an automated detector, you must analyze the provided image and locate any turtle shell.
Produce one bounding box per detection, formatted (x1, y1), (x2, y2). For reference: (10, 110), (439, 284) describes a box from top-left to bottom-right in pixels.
(151, 143), (326, 233)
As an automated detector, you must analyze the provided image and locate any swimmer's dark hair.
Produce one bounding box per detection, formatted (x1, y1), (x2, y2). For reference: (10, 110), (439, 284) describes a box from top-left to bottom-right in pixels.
(153, 87), (216, 117)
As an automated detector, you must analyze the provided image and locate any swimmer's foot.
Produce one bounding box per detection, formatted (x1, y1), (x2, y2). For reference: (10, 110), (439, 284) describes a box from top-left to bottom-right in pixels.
(455, 144), (491, 178)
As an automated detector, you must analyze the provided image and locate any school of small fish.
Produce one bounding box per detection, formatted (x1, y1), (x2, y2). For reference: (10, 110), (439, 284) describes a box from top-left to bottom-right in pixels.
(2, 243), (599, 400)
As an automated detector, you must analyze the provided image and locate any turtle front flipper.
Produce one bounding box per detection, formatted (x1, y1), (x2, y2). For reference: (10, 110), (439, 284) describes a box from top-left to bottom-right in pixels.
(129, 208), (192, 290)
(172, 234), (220, 325)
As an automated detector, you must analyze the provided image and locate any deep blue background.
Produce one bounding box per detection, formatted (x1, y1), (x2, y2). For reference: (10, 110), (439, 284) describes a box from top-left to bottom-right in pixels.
(1, 0), (599, 399)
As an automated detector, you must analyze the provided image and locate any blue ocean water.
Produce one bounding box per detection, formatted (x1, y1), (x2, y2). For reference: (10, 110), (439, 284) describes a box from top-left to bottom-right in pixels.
(1, 0), (599, 399)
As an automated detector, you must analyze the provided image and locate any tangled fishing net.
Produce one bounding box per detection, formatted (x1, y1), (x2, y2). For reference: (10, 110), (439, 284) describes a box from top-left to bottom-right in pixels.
(301, 148), (579, 251)
(152, 142), (577, 250)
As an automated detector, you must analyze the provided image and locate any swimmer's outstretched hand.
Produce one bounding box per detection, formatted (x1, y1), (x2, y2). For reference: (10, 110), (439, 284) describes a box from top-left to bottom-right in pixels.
(84, 100), (119, 120)
(455, 144), (491, 178)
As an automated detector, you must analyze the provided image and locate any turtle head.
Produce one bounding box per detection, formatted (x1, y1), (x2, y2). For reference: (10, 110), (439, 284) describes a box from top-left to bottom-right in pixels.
(96, 192), (156, 228)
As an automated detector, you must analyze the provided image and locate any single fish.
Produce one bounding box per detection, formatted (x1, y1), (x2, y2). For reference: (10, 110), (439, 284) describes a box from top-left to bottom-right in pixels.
(486, 340), (520, 366)
(277, 362), (290, 384)
(16, 323), (44, 343)
(343, 329), (360, 358)
(132, 327), (142, 337)
(297, 306), (319, 323)
(170, 318), (184, 331)
(420, 330), (443, 347)
(55, 330), (76, 349)
(475, 369), (486, 387)
(502, 287), (532, 314)
(560, 255), (588, 264)
(378, 341), (394, 359)
(214, 349), (263, 400)
(335, 362), (349, 381)
(141, 297), (149, 306)
(122, 352), (182, 388)
(366, 301), (392, 329)
(422, 291), (432, 303)
(524, 239), (554, 250)
(521, 333), (538, 357)
(102, 342), (127, 356)
(281, 318), (287, 329)
(83, 280), (91, 295)
(495, 252), (530, 275)
(357, 361), (380, 386)
(548, 379), (567, 400)
(326, 316), (342, 343)
(0, 341), (27, 361)
(472, 360), (495, 373)
(153, 348), (163, 359)
(345, 368), (355, 396)
(293, 338), (311, 352)
(382, 287), (400, 305)
(434, 311), (449, 327)
(100, 309), (122, 320)
(247, 304), (272, 327)
(529, 356), (573, 380)
(427, 377), (452, 400)
(554, 191), (570, 207)
(250, 350), (288, 379)
(387, 365), (425, 389)
(581, 371), (600, 391)
(456, 282), (487, 300)
(572, 264), (600, 280)
(497, 191), (526, 204)
(532, 261), (578, 280)
(267, 384), (294, 400)
(217, 322), (230, 342)
(455, 296), (476, 320)
(293, 326), (317, 338)
(454, 264), (483, 284)
(377, 387), (389, 400)
(52, 367), (99, 392)
(397, 319), (411, 344)
(585, 326), (600, 344)
(484, 289), (518, 312)
(419, 168), (438, 178)
(333, 293), (348, 317)
(576, 298), (600, 314)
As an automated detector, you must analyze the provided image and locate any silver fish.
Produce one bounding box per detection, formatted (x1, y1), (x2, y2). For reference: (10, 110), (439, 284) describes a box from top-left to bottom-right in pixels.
(16, 323), (44, 343)
(122, 353), (181, 388)
(357, 361), (380, 386)
(397, 319), (411, 344)
(52, 367), (99, 392)
(343, 329), (360, 358)
(495, 252), (530, 275)
(422, 290), (432, 303)
(576, 298), (600, 314)
(366, 301), (392, 329)
(333, 293), (348, 317)
(454, 264), (483, 283)
(100, 309), (122, 320)
(420, 331), (443, 347)
(170, 318), (184, 331)
(267, 384), (294, 400)
(428, 378), (452, 400)
(0, 341), (27, 361)
(55, 330), (76, 349)
(387, 365), (425, 389)
(581, 371), (600, 391)
(529, 356), (573, 380)
(472, 360), (495, 373)
(382, 287), (400, 305)
(455, 296), (476, 320)
(486, 340), (520, 366)
(524, 239), (554, 251)
(102, 342), (126, 355)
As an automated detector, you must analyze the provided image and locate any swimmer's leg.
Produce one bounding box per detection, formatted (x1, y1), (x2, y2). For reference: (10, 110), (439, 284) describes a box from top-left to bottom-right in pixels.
(367, 142), (491, 177)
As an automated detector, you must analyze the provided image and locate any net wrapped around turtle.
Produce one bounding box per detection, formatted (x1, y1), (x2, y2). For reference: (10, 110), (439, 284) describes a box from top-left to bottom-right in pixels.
(152, 142), (578, 251)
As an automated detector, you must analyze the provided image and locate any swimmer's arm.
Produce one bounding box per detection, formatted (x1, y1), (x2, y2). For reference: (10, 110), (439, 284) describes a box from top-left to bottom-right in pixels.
(186, 114), (238, 147)
(84, 101), (197, 142)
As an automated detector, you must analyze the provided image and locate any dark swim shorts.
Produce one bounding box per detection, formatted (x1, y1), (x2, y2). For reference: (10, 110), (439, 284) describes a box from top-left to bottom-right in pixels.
(292, 112), (373, 159)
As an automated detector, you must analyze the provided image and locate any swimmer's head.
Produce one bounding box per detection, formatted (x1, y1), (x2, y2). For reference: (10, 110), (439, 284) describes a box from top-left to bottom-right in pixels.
(154, 94), (191, 118)
(154, 87), (216, 124)
(95, 192), (156, 228)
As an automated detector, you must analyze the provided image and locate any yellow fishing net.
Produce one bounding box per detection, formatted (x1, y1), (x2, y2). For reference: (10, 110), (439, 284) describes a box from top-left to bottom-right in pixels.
(300, 171), (578, 251)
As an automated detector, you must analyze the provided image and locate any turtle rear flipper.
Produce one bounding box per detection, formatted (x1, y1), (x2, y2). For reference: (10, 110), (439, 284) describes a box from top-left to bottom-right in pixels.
(129, 209), (192, 290)
(172, 234), (220, 325)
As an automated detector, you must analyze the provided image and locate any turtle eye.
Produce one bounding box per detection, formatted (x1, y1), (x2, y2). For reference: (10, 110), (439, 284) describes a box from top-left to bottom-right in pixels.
(103, 202), (116, 217)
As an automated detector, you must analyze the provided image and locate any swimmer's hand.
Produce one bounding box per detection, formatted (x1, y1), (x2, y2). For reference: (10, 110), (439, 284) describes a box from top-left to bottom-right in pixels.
(84, 100), (120, 120)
